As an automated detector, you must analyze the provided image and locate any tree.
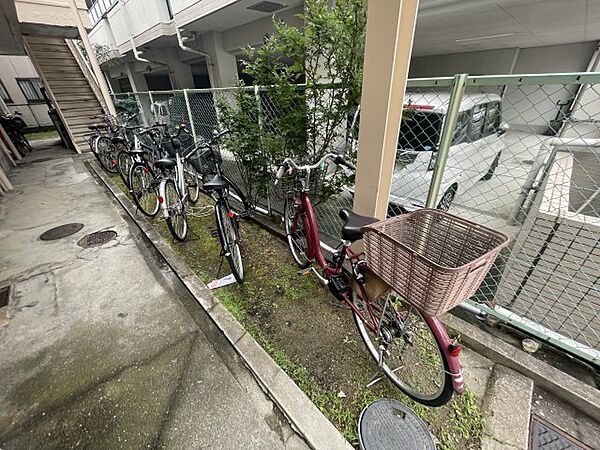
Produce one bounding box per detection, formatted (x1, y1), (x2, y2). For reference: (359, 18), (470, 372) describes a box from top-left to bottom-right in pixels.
(218, 0), (367, 206)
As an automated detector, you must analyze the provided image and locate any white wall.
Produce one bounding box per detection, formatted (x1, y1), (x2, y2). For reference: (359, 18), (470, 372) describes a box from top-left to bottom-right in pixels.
(0, 55), (52, 128)
(221, 7), (303, 52)
(100, 0), (171, 49)
(88, 17), (118, 49)
(15, 0), (89, 29)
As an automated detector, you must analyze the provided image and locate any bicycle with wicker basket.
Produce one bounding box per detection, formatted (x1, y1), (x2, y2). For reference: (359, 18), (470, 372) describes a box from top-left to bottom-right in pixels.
(275, 154), (508, 406)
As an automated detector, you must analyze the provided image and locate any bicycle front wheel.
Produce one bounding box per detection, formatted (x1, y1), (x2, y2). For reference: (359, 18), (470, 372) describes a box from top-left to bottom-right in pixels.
(165, 179), (188, 242)
(117, 149), (133, 188)
(352, 290), (453, 406)
(215, 202), (244, 283)
(129, 162), (160, 217)
(185, 167), (200, 205)
(283, 198), (310, 269)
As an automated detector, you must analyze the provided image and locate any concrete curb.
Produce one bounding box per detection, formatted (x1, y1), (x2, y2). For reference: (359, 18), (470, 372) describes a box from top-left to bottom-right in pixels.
(87, 162), (352, 450)
(480, 365), (533, 450)
(444, 314), (600, 422)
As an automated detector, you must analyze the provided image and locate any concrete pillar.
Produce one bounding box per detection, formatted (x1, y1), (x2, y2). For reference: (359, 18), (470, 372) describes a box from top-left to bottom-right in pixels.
(125, 63), (149, 92)
(202, 32), (238, 87)
(353, 0), (419, 219)
(161, 53), (195, 89)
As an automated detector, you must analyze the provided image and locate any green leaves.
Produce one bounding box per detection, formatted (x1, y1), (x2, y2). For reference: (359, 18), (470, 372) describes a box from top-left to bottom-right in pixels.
(218, 0), (367, 206)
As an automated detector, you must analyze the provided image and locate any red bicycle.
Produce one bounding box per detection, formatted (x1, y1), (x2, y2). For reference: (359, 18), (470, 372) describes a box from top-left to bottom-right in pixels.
(275, 153), (507, 406)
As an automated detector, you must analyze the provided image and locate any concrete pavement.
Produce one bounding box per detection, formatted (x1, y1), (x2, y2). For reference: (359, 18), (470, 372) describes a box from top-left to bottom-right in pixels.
(0, 144), (310, 449)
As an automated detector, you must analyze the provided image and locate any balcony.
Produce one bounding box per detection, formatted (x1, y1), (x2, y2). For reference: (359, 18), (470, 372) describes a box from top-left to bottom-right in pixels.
(88, 0), (118, 27)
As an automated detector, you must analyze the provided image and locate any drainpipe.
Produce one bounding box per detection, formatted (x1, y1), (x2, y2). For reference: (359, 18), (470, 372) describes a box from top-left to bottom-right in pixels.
(66, 0), (116, 114)
(176, 28), (214, 87)
(118, 0), (176, 87)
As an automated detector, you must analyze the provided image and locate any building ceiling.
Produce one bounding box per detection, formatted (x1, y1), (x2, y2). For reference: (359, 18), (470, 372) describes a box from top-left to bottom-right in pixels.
(413, 0), (600, 56)
(183, 0), (303, 34)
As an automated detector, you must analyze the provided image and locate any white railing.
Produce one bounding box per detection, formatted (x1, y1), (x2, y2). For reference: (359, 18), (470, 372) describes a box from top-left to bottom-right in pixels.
(88, 0), (118, 26)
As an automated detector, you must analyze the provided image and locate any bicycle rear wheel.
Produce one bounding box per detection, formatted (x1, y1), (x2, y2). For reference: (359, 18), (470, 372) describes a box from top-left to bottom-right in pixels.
(95, 136), (118, 173)
(352, 290), (453, 406)
(215, 202), (244, 283)
(283, 198), (310, 269)
(129, 162), (160, 217)
(165, 179), (188, 241)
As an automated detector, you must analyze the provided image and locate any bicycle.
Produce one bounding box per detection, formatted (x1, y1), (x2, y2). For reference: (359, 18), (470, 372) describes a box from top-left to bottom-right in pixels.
(1, 111), (32, 157)
(87, 113), (136, 174)
(191, 131), (249, 213)
(128, 124), (194, 218)
(157, 129), (245, 283)
(274, 153), (508, 406)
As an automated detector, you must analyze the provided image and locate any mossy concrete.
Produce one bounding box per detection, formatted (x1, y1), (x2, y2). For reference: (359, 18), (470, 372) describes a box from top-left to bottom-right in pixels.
(0, 146), (308, 449)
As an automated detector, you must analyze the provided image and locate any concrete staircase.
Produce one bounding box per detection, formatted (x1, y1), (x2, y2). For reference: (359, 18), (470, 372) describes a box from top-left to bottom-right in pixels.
(24, 36), (105, 153)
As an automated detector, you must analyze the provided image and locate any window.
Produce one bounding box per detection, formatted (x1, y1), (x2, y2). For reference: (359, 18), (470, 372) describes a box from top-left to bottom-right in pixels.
(117, 77), (133, 93)
(0, 80), (11, 103)
(467, 104), (486, 141)
(484, 101), (501, 136)
(144, 73), (172, 91)
(398, 112), (443, 152)
(452, 111), (470, 145)
(17, 78), (45, 103)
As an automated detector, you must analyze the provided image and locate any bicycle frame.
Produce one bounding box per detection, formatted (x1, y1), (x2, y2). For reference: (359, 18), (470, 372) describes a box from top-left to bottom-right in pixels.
(158, 153), (188, 219)
(291, 191), (465, 394)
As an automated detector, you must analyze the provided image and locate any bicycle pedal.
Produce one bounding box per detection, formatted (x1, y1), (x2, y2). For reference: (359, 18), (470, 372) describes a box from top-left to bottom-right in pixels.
(210, 229), (219, 238)
(238, 210), (251, 219)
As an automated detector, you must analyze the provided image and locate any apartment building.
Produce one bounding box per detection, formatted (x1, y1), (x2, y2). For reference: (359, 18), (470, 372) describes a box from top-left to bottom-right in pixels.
(86, 0), (303, 92)
(0, 55), (53, 129)
(87, 0), (600, 95)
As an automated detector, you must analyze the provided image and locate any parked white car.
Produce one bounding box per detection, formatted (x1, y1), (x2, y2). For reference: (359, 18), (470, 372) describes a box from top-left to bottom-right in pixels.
(387, 92), (508, 211)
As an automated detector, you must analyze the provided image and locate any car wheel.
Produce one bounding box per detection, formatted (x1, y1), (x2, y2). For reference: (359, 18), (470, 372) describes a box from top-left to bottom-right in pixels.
(480, 152), (501, 181)
(437, 185), (457, 212)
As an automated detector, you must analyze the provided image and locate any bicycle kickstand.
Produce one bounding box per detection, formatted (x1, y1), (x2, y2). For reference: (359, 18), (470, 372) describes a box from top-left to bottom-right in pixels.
(365, 345), (387, 388)
(215, 252), (226, 279)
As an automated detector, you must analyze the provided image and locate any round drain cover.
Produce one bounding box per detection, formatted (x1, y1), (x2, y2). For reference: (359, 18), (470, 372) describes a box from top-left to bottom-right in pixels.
(40, 223), (84, 241)
(77, 230), (117, 248)
(358, 399), (436, 450)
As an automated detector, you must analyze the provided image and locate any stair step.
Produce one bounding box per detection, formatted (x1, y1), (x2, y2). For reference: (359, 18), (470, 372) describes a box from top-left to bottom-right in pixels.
(54, 94), (97, 101)
(63, 109), (104, 118)
(52, 88), (95, 96)
(25, 36), (66, 45)
(45, 79), (89, 86)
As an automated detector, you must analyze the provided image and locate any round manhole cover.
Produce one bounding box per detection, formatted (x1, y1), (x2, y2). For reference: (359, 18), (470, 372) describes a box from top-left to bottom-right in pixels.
(40, 223), (84, 241)
(77, 230), (117, 248)
(359, 399), (436, 450)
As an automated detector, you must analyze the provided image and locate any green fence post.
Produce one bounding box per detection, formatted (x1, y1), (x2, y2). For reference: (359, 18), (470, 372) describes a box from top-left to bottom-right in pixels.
(254, 85), (272, 215)
(425, 73), (468, 208)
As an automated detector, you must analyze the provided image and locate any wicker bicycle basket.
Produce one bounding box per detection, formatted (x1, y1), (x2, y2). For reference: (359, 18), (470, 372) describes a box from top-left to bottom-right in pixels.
(362, 209), (509, 316)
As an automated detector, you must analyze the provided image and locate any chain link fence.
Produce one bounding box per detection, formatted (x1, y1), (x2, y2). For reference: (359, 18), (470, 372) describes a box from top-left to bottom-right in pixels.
(401, 73), (600, 365)
(113, 73), (600, 365)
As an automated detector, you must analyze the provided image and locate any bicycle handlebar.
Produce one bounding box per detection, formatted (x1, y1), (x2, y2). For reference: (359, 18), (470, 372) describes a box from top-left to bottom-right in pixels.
(274, 153), (355, 183)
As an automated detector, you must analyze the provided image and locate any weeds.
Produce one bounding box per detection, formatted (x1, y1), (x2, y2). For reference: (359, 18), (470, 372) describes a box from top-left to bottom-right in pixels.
(109, 174), (486, 449)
